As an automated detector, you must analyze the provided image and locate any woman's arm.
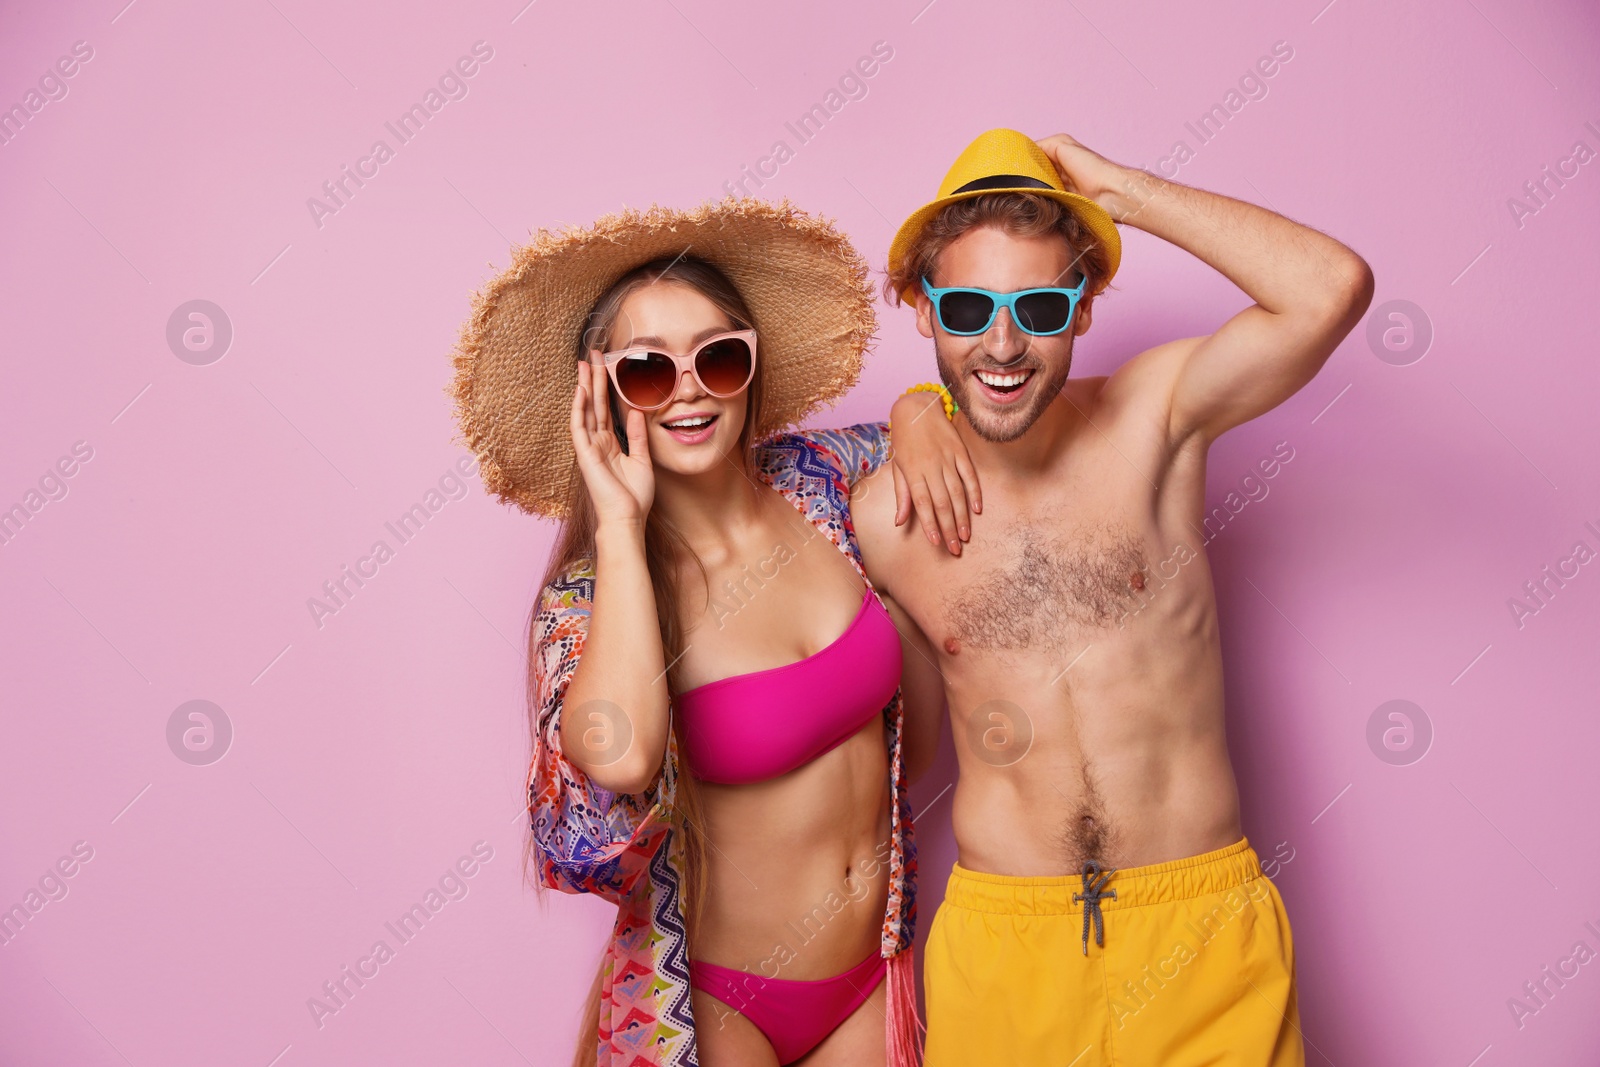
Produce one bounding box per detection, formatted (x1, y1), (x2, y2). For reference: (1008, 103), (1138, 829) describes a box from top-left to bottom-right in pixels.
(558, 521), (671, 793)
(786, 421), (892, 486)
(528, 564), (670, 901)
(788, 393), (981, 558)
(879, 591), (945, 784)
(557, 357), (672, 794)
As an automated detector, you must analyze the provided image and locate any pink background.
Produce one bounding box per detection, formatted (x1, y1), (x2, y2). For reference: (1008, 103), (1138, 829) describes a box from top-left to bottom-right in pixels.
(3, 0), (1598, 1063)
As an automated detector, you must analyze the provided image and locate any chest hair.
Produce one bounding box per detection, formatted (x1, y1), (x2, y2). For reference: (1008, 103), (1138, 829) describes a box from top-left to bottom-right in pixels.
(941, 520), (1150, 651)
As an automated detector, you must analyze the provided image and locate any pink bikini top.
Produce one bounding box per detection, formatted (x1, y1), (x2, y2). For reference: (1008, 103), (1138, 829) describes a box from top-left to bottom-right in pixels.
(676, 586), (902, 786)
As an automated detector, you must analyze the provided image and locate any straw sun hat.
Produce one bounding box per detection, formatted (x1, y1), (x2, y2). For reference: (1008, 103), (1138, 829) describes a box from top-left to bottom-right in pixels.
(448, 198), (878, 519)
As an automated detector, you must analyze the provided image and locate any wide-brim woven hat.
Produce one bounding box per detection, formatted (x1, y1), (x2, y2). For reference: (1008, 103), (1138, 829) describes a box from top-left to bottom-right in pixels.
(888, 128), (1122, 303)
(449, 198), (878, 519)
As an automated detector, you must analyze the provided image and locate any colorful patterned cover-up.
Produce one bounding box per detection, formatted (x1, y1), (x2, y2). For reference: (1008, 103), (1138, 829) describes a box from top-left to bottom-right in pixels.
(526, 423), (923, 1067)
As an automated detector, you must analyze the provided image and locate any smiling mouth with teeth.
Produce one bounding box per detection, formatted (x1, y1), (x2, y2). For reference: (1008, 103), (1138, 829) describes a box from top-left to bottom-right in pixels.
(662, 414), (717, 429)
(974, 367), (1034, 393)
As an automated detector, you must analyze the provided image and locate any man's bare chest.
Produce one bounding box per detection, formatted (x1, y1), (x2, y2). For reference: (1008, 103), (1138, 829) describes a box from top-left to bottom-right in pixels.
(940, 517), (1157, 651)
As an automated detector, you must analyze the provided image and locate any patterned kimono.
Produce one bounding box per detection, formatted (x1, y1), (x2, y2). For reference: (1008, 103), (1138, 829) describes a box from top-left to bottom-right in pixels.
(526, 422), (922, 1067)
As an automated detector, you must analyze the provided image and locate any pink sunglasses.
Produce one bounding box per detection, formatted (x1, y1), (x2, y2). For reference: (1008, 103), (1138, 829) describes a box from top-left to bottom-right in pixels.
(597, 329), (758, 411)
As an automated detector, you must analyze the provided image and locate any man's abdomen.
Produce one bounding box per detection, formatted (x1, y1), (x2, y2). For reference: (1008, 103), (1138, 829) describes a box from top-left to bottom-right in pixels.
(943, 644), (1243, 876)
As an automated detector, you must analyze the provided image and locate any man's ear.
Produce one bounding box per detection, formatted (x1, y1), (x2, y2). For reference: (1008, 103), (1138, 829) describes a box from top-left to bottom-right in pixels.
(1074, 296), (1095, 337)
(913, 288), (936, 339)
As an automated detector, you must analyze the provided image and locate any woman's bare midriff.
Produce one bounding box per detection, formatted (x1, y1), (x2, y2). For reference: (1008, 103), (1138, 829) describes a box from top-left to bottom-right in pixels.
(692, 718), (892, 979)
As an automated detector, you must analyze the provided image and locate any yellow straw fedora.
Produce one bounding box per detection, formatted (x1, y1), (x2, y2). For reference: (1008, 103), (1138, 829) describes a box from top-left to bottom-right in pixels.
(888, 128), (1122, 303)
(449, 198), (878, 519)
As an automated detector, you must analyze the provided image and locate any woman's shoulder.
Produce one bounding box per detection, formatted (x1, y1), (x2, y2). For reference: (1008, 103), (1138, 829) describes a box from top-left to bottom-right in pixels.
(756, 422), (889, 486)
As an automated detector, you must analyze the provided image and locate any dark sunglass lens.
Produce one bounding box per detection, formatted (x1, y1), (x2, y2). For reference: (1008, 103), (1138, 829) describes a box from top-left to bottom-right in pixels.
(613, 351), (677, 408)
(939, 291), (996, 334)
(695, 337), (753, 395)
(1014, 292), (1074, 334)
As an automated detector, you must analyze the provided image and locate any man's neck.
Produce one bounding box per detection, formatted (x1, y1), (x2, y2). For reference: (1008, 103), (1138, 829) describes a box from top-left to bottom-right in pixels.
(954, 386), (1087, 480)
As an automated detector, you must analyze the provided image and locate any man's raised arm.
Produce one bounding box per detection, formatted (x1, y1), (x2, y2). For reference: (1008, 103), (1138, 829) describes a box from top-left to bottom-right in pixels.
(1038, 133), (1374, 445)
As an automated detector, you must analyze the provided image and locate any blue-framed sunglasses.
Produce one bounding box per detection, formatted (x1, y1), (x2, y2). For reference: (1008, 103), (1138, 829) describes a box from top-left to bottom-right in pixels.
(920, 273), (1088, 337)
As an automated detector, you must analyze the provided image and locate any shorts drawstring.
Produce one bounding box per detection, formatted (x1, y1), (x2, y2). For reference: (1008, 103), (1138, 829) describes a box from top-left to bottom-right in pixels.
(1072, 862), (1117, 955)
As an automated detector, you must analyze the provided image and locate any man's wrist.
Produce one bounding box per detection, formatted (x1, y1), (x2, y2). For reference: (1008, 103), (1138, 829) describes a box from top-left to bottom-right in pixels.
(1100, 165), (1168, 225)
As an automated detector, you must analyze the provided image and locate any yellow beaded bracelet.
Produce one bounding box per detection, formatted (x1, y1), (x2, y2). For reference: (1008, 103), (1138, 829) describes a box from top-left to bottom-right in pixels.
(901, 381), (958, 420)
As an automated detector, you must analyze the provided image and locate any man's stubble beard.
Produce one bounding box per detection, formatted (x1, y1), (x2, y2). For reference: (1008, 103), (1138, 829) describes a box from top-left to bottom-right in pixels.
(935, 336), (1075, 444)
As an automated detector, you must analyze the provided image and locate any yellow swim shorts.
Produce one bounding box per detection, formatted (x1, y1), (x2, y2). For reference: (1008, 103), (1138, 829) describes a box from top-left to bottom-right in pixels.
(923, 838), (1304, 1066)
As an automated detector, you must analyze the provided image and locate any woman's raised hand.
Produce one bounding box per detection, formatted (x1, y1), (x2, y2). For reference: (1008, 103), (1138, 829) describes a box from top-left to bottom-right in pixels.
(571, 355), (655, 526)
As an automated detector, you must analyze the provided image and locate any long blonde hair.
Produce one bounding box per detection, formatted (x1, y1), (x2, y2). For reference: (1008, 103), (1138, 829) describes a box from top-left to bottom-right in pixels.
(521, 255), (766, 1065)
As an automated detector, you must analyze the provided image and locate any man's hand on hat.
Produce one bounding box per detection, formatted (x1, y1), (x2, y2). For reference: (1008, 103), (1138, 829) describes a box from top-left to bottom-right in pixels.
(571, 356), (655, 527)
(1036, 133), (1155, 223)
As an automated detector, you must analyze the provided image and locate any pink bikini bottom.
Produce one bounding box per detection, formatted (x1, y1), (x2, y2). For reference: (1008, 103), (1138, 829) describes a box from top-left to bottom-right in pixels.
(690, 949), (887, 1064)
